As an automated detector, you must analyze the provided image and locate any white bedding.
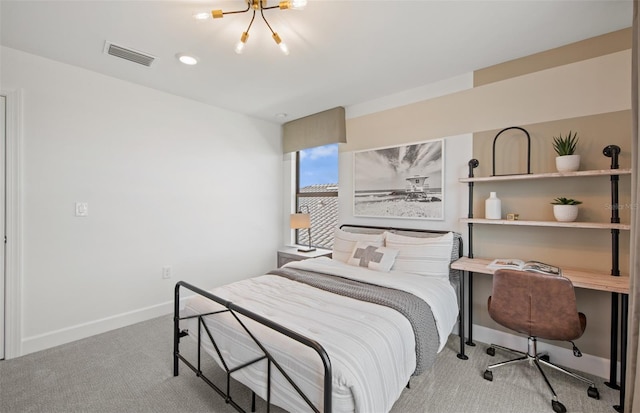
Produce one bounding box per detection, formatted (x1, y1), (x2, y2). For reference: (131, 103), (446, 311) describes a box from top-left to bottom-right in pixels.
(182, 257), (458, 413)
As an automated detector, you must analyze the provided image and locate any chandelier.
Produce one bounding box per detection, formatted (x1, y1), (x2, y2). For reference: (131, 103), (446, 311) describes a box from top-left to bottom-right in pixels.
(198, 0), (307, 55)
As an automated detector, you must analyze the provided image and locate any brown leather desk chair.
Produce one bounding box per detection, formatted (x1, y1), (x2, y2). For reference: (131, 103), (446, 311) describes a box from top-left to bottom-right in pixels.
(483, 269), (600, 413)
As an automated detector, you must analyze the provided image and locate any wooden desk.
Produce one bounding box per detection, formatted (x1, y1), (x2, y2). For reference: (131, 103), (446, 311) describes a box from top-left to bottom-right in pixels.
(451, 257), (630, 294)
(452, 256), (629, 411)
(458, 157), (630, 410)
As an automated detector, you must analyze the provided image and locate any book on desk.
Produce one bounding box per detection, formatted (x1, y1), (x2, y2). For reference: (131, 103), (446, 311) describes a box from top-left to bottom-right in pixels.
(487, 258), (562, 276)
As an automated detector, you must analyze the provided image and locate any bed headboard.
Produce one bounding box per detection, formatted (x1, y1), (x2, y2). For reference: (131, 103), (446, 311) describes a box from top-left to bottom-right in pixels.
(339, 224), (464, 302)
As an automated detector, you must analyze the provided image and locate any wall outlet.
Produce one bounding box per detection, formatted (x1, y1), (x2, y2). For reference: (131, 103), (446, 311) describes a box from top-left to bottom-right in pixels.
(75, 202), (88, 217)
(162, 266), (171, 279)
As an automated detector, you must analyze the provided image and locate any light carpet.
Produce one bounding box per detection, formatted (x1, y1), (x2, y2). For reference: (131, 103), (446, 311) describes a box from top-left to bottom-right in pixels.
(0, 315), (621, 413)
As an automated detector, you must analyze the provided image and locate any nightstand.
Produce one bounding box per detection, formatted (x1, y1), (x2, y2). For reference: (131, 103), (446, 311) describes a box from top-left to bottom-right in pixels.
(277, 246), (332, 268)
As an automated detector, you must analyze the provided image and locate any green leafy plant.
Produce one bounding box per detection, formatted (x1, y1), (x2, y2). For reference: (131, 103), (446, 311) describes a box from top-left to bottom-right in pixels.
(551, 197), (582, 205)
(552, 131), (579, 156)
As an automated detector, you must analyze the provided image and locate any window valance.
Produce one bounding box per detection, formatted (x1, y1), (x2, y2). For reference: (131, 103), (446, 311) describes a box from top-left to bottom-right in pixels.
(282, 106), (346, 153)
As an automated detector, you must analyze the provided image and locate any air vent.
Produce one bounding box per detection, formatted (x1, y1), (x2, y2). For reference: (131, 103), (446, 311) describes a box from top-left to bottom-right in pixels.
(104, 41), (155, 67)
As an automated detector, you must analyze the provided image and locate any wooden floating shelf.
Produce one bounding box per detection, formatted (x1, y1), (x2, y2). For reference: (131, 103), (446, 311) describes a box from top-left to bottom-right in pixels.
(451, 257), (630, 294)
(460, 218), (630, 230)
(459, 168), (632, 183)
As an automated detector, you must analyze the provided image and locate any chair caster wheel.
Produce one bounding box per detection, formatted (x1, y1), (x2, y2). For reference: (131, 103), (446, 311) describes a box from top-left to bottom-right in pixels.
(486, 347), (496, 356)
(552, 400), (567, 413)
(483, 370), (493, 381)
(588, 386), (600, 399)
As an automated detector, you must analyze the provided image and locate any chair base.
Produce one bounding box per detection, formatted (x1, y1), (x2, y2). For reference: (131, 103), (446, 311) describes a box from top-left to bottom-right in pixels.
(483, 337), (599, 413)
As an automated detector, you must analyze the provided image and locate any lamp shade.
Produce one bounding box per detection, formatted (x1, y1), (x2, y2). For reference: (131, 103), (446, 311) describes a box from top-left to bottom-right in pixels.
(290, 213), (310, 229)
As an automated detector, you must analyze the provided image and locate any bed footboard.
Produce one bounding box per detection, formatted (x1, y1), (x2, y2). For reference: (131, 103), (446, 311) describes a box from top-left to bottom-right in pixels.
(173, 281), (332, 413)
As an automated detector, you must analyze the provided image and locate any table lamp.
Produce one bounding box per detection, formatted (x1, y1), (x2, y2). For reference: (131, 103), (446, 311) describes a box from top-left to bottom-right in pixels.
(290, 207), (315, 252)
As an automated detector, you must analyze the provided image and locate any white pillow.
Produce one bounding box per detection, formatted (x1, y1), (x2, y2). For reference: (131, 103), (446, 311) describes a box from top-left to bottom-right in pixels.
(332, 228), (385, 263)
(347, 242), (399, 272)
(385, 231), (454, 279)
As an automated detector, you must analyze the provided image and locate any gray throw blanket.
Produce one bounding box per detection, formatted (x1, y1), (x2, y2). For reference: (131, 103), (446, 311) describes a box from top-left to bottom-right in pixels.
(268, 267), (439, 375)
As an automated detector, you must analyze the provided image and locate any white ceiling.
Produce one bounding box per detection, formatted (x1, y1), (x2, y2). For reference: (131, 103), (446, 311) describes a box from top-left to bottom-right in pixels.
(0, 1), (633, 124)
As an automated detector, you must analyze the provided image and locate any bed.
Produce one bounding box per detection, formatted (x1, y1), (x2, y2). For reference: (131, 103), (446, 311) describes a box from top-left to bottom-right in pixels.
(173, 225), (465, 413)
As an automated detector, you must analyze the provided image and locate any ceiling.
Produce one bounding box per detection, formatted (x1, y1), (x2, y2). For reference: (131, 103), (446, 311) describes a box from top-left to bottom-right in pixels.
(0, 1), (633, 124)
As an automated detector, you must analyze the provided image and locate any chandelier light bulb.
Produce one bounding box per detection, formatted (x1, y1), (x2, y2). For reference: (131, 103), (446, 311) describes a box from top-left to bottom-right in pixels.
(192, 12), (210, 20)
(272, 33), (289, 55)
(278, 41), (290, 55)
(279, 0), (307, 10)
(290, 0), (308, 10)
(235, 32), (249, 54)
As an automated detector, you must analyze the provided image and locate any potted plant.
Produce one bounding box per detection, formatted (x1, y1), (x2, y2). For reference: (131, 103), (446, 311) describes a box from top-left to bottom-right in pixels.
(551, 197), (582, 222)
(552, 131), (580, 172)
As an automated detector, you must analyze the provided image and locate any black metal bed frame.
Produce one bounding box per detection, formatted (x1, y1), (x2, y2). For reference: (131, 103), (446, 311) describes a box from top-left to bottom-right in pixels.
(173, 225), (466, 412)
(173, 281), (332, 413)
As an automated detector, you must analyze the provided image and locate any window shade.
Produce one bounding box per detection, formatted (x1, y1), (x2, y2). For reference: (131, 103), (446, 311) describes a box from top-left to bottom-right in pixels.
(282, 106), (346, 153)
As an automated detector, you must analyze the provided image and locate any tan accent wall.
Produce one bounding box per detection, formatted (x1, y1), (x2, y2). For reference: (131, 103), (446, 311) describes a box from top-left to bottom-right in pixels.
(343, 49), (630, 153)
(474, 28), (632, 86)
(343, 29), (632, 360)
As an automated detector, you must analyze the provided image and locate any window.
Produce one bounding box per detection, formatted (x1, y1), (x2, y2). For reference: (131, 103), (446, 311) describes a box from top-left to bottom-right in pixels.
(295, 143), (339, 250)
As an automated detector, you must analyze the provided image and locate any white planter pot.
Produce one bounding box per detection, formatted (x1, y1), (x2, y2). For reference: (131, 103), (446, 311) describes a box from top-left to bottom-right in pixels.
(555, 154), (580, 172)
(553, 204), (579, 222)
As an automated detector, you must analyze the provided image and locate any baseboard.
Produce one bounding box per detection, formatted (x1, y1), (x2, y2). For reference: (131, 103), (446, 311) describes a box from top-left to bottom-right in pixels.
(21, 301), (175, 357)
(18, 306), (623, 383)
(471, 324), (620, 382)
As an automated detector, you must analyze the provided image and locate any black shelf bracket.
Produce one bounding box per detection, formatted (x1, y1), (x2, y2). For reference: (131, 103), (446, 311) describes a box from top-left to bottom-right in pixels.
(465, 159), (479, 347)
(602, 144), (626, 413)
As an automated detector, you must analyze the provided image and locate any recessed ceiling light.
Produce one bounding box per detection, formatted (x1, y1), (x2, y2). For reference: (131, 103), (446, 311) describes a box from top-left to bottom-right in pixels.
(192, 12), (210, 20)
(275, 113), (288, 119)
(176, 54), (198, 65)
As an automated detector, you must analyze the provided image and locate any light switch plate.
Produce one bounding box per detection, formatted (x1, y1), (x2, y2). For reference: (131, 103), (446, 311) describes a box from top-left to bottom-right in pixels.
(75, 202), (88, 217)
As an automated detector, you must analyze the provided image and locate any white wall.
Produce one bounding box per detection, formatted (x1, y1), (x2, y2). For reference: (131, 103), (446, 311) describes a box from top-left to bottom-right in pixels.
(1, 46), (283, 356)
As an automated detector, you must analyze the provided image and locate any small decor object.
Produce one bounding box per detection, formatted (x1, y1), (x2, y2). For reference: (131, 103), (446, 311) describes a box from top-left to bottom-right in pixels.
(552, 131), (580, 172)
(485, 192), (502, 220)
(551, 197), (582, 222)
(506, 213), (519, 221)
(491, 126), (531, 176)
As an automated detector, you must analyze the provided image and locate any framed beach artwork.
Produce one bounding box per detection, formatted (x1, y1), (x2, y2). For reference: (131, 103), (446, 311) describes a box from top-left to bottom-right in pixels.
(353, 139), (444, 220)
